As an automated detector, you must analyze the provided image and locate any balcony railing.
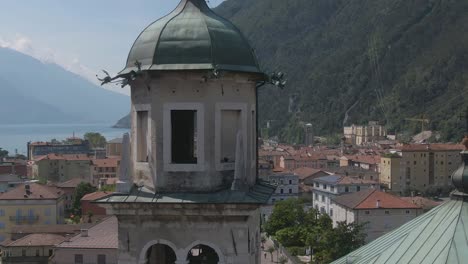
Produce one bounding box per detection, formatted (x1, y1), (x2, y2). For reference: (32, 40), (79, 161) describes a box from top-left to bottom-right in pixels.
(9, 215), (40, 222)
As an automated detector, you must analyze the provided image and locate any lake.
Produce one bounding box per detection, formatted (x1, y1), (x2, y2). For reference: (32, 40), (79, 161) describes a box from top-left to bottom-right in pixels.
(0, 123), (129, 155)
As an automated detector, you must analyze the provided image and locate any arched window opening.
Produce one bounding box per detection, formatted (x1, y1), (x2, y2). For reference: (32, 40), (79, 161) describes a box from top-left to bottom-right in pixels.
(146, 244), (177, 264)
(187, 244), (219, 264)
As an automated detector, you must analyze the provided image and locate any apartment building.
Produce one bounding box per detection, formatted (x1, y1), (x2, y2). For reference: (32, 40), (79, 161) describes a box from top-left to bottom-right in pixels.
(380, 144), (464, 194)
(52, 216), (118, 264)
(32, 154), (92, 183)
(267, 173), (299, 204)
(344, 121), (387, 146)
(331, 189), (422, 242)
(311, 175), (379, 215)
(0, 183), (65, 242)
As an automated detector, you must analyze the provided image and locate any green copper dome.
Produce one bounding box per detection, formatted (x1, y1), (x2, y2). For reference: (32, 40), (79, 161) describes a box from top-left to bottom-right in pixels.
(121, 0), (261, 74)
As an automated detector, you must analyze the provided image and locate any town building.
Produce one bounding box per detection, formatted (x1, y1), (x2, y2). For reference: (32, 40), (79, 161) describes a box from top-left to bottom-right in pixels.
(331, 189), (422, 242)
(380, 144), (464, 194)
(280, 153), (329, 170)
(0, 233), (66, 264)
(27, 138), (90, 161)
(106, 138), (123, 157)
(90, 158), (120, 187)
(0, 183), (65, 242)
(95, 0), (276, 263)
(0, 174), (22, 193)
(10, 224), (80, 241)
(31, 154), (92, 183)
(292, 167), (330, 200)
(400, 196), (442, 212)
(311, 175), (379, 215)
(330, 166), (380, 182)
(344, 121), (387, 146)
(267, 173), (299, 204)
(52, 216), (118, 264)
(339, 155), (380, 172)
(0, 160), (27, 177)
(80, 191), (111, 220)
(332, 136), (468, 263)
(56, 178), (87, 213)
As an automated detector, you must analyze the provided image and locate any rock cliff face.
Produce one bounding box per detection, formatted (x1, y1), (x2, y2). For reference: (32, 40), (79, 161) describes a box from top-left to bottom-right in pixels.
(214, 0), (468, 142)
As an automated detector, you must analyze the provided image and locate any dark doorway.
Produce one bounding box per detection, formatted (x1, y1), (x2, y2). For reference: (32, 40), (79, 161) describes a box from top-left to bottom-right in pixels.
(146, 244), (177, 264)
(187, 244), (219, 264)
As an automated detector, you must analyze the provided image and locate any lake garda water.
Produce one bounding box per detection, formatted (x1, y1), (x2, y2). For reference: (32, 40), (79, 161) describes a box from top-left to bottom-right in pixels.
(0, 123), (129, 155)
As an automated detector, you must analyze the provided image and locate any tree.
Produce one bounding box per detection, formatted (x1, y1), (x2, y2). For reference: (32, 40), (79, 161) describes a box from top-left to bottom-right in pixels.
(0, 148), (8, 159)
(267, 246), (275, 261)
(84, 132), (107, 149)
(264, 199), (305, 237)
(265, 199), (367, 263)
(71, 182), (97, 216)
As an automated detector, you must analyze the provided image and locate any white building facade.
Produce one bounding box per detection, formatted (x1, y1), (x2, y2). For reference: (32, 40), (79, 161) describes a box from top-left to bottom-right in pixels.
(311, 175), (379, 217)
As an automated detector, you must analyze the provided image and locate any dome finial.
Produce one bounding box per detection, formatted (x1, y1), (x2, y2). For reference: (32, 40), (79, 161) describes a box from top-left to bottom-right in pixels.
(451, 136), (468, 195)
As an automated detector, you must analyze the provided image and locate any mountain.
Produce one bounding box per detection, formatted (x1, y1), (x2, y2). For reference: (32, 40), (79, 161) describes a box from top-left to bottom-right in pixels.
(113, 114), (131, 128)
(215, 0), (468, 142)
(0, 76), (72, 123)
(0, 48), (129, 124)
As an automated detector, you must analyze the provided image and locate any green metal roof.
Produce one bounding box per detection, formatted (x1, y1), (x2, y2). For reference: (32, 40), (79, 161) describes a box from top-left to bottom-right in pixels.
(121, 0), (261, 74)
(96, 181), (275, 205)
(332, 194), (468, 264)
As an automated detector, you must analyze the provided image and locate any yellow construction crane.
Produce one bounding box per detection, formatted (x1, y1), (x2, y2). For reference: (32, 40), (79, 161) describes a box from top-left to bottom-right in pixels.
(405, 116), (430, 132)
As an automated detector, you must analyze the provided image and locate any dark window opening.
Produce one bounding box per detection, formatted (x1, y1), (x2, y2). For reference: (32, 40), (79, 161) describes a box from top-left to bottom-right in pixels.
(75, 254), (83, 264)
(98, 254), (106, 264)
(171, 110), (197, 164)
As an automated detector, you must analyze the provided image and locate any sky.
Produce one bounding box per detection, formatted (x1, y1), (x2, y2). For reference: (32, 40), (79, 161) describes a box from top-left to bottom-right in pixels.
(0, 0), (224, 92)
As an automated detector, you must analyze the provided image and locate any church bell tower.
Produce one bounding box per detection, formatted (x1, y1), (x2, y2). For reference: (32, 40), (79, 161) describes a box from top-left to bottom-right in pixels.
(98, 0), (276, 263)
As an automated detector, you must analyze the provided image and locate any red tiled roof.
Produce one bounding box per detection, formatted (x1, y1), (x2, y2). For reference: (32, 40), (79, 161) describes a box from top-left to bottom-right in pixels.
(55, 216), (118, 249)
(1, 234), (66, 247)
(0, 183), (64, 200)
(400, 196), (443, 210)
(292, 167), (328, 180)
(81, 191), (113, 201)
(333, 189), (421, 210)
(343, 155), (381, 165)
(34, 154), (91, 162)
(91, 158), (120, 168)
(398, 144), (464, 152)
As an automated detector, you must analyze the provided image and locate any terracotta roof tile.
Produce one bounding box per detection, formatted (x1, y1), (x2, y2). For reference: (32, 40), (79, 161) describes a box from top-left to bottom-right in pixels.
(0, 183), (64, 200)
(91, 158), (120, 168)
(81, 191), (113, 201)
(292, 167), (329, 180)
(398, 144), (464, 152)
(55, 216), (118, 249)
(400, 196), (443, 210)
(333, 189), (421, 209)
(2, 234), (66, 247)
(34, 154), (92, 162)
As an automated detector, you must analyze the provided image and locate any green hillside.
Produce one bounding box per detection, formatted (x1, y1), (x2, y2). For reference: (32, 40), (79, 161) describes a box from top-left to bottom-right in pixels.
(215, 0), (468, 142)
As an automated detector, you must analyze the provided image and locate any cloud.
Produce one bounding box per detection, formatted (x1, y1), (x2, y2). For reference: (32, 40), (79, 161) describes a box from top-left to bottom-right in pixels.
(0, 34), (129, 95)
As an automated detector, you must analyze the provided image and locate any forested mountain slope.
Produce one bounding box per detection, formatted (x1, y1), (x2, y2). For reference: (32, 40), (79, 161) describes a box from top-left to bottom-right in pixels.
(216, 0), (468, 142)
